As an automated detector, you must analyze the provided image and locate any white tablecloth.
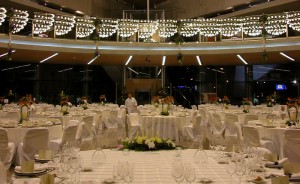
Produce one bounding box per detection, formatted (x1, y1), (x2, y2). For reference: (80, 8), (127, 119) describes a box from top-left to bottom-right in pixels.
(139, 115), (190, 141)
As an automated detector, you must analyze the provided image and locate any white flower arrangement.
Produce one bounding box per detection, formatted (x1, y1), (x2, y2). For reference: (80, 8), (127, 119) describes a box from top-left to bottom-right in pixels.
(122, 136), (176, 151)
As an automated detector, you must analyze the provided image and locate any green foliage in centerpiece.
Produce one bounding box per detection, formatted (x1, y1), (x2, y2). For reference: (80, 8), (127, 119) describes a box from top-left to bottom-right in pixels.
(122, 136), (176, 151)
(242, 97), (250, 113)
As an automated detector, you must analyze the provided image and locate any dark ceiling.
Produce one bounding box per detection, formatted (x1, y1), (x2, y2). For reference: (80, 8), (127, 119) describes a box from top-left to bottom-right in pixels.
(122, 0), (169, 9)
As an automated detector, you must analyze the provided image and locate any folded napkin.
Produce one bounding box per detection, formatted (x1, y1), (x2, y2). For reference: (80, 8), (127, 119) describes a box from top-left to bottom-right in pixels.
(267, 158), (289, 165)
(45, 121), (53, 126)
(15, 164), (49, 172)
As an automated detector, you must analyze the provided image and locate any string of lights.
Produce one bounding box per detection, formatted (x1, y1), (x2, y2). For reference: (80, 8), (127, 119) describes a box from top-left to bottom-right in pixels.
(10, 9), (29, 34)
(33, 12), (55, 34)
(0, 7), (7, 26)
(76, 17), (95, 38)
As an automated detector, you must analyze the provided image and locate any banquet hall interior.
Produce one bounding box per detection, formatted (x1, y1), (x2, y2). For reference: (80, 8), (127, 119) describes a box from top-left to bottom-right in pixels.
(1, 0), (300, 183)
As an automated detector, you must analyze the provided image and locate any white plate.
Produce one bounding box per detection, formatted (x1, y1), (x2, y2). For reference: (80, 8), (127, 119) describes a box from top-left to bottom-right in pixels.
(14, 169), (47, 176)
(101, 178), (116, 184)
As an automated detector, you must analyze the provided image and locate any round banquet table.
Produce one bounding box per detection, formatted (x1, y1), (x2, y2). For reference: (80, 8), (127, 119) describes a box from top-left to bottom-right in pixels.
(3, 125), (63, 146)
(139, 115), (190, 141)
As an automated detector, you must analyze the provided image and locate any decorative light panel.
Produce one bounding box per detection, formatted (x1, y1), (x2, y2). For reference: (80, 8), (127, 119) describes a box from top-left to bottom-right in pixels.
(96, 19), (118, 38)
(0, 8), (6, 26)
(220, 18), (242, 37)
(265, 14), (287, 36)
(199, 18), (220, 37)
(117, 19), (138, 37)
(33, 12), (55, 34)
(55, 15), (76, 35)
(158, 20), (177, 38)
(138, 20), (158, 38)
(10, 9), (29, 33)
(287, 11), (300, 32)
(76, 17), (95, 38)
(179, 19), (201, 37)
(242, 16), (262, 36)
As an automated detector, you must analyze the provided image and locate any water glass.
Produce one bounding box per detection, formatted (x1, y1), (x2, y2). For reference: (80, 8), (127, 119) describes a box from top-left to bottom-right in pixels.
(171, 161), (184, 183)
(184, 164), (196, 183)
(225, 158), (237, 183)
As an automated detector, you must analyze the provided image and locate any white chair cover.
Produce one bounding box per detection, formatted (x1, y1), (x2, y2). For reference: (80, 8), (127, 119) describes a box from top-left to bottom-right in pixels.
(49, 123), (78, 151)
(243, 125), (275, 153)
(183, 115), (201, 141)
(210, 113), (225, 142)
(0, 161), (7, 184)
(191, 105), (197, 110)
(104, 110), (119, 129)
(0, 128), (15, 169)
(127, 113), (142, 138)
(244, 114), (258, 125)
(80, 116), (96, 150)
(16, 128), (49, 165)
(224, 113), (240, 151)
(284, 129), (300, 164)
(117, 108), (126, 127)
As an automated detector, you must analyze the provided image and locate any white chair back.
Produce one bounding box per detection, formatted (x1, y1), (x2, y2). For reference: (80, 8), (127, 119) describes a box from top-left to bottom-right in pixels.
(284, 129), (300, 164)
(224, 113), (239, 136)
(244, 114), (258, 125)
(191, 105), (197, 110)
(243, 126), (261, 147)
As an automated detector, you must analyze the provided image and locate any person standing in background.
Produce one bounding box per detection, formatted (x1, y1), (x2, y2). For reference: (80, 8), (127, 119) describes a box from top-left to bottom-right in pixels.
(125, 92), (137, 114)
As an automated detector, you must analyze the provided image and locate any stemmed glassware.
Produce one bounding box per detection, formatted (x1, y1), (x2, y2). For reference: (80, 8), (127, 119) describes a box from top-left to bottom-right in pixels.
(236, 154), (246, 184)
(124, 163), (135, 183)
(171, 161), (184, 183)
(225, 157), (237, 183)
(184, 164), (196, 183)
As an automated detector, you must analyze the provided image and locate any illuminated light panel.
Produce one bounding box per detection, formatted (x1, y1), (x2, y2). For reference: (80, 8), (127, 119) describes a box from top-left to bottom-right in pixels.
(196, 56), (202, 66)
(162, 56), (166, 66)
(0, 50), (16, 58)
(40, 53), (59, 63)
(237, 54), (248, 65)
(280, 52), (295, 61)
(87, 55), (100, 65)
(125, 56), (133, 65)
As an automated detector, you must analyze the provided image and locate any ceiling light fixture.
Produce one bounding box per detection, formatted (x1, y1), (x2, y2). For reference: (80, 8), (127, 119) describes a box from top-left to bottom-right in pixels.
(127, 67), (139, 74)
(58, 67), (73, 72)
(157, 69), (161, 76)
(0, 8), (7, 26)
(33, 12), (55, 34)
(162, 56), (166, 66)
(0, 50), (16, 58)
(237, 54), (248, 65)
(87, 54), (100, 65)
(10, 9), (29, 33)
(1, 64), (31, 71)
(280, 52), (295, 61)
(40, 53), (59, 63)
(196, 56), (202, 66)
(125, 55), (133, 65)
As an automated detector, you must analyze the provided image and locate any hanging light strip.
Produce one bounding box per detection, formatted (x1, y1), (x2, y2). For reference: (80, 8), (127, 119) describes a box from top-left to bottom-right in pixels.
(117, 19), (138, 37)
(180, 19), (201, 37)
(266, 14), (287, 36)
(33, 12), (55, 34)
(158, 20), (177, 38)
(55, 15), (76, 36)
(0, 7), (6, 26)
(76, 17), (95, 38)
(199, 18), (220, 37)
(10, 9), (29, 33)
(97, 19), (118, 38)
(242, 16), (262, 36)
(138, 20), (158, 39)
(287, 11), (300, 32)
(220, 18), (242, 37)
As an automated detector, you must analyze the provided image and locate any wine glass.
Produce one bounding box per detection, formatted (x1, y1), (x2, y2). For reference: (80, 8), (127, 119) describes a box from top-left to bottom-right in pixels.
(225, 157), (237, 183)
(184, 164), (196, 183)
(171, 161), (184, 183)
(113, 164), (121, 183)
(124, 163), (135, 183)
(236, 154), (246, 184)
(117, 161), (128, 182)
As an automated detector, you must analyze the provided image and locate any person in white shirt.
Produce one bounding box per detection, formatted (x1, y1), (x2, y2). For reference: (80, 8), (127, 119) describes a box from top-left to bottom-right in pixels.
(125, 93), (137, 114)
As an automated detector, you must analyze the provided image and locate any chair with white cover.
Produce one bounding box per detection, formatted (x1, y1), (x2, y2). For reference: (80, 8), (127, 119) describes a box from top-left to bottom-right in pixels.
(243, 125), (275, 153)
(127, 113), (142, 138)
(104, 110), (119, 129)
(80, 116), (96, 150)
(284, 129), (300, 164)
(0, 128), (15, 169)
(191, 105), (197, 110)
(183, 115), (202, 141)
(0, 161), (7, 184)
(209, 113), (226, 144)
(16, 128), (49, 165)
(48, 123), (79, 152)
(224, 113), (240, 152)
(244, 114), (258, 125)
(117, 107), (127, 127)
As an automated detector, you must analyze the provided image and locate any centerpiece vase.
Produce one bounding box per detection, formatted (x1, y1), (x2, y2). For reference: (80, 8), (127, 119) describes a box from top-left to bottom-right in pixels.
(161, 103), (169, 116)
(61, 105), (68, 115)
(288, 106), (298, 125)
(154, 102), (159, 107)
(243, 104), (250, 112)
(20, 105), (29, 123)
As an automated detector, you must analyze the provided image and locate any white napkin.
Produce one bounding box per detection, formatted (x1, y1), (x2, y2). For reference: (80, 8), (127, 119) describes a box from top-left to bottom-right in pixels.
(267, 158), (289, 165)
(45, 121), (53, 126)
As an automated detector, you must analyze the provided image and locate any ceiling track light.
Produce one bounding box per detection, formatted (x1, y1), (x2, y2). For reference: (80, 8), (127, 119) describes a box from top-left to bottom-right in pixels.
(58, 67), (73, 73)
(127, 67), (139, 74)
(40, 53), (59, 63)
(157, 69), (161, 76)
(1, 64), (31, 71)
(237, 54), (248, 65)
(87, 54), (100, 65)
(0, 50), (16, 58)
(162, 56), (166, 66)
(196, 56), (202, 66)
(125, 55), (133, 65)
(280, 52), (295, 61)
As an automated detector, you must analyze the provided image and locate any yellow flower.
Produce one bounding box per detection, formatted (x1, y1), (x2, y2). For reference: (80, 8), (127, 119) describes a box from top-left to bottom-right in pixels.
(156, 137), (162, 143)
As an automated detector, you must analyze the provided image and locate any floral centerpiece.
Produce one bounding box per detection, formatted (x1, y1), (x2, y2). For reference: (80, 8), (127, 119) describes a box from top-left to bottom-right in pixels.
(266, 95), (274, 107)
(99, 95), (107, 105)
(122, 136), (176, 151)
(160, 96), (174, 116)
(242, 97), (250, 113)
(152, 96), (160, 107)
(60, 93), (69, 116)
(286, 97), (298, 126)
(18, 96), (32, 123)
(0, 96), (5, 110)
(81, 96), (88, 110)
(222, 96), (230, 108)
